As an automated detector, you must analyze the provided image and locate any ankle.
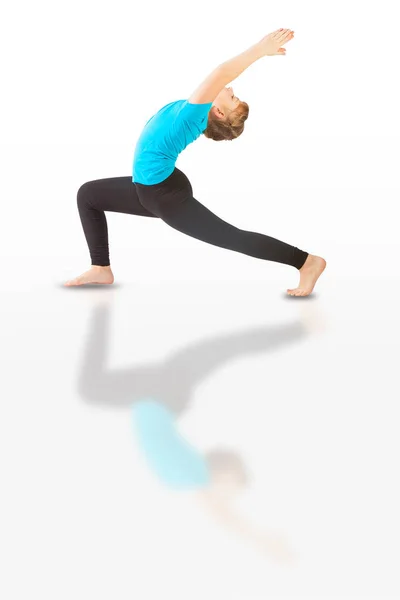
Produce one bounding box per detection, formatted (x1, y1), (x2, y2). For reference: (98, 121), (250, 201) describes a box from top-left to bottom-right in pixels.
(299, 255), (310, 271)
(92, 264), (111, 270)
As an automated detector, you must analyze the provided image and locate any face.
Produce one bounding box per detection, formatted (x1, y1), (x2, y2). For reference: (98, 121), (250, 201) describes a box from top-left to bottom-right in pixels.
(212, 86), (241, 119)
(210, 471), (245, 499)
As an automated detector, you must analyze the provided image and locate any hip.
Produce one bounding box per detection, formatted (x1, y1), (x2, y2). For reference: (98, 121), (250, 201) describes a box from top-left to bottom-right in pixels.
(135, 167), (193, 209)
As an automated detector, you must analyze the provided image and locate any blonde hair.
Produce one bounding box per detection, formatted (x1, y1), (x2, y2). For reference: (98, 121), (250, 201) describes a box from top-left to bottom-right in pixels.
(203, 101), (249, 141)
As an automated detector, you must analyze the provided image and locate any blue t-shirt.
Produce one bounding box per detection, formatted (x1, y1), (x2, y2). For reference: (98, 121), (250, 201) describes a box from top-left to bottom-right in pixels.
(132, 399), (210, 489)
(132, 100), (212, 185)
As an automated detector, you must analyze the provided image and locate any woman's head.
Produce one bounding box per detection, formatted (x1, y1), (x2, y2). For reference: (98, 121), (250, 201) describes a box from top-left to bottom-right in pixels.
(205, 449), (248, 494)
(203, 86), (249, 141)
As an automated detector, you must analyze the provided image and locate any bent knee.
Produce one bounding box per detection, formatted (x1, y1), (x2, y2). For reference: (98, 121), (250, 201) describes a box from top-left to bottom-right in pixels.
(77, 181), (94, 206)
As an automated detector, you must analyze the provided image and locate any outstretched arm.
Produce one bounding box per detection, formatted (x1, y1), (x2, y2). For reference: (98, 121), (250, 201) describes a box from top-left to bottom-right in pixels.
(188, 28), (294, 104)
(198, 491), (297, 563)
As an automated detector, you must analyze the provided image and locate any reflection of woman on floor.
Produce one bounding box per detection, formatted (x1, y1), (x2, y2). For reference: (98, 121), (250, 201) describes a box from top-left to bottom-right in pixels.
(76, 299), (324, 563)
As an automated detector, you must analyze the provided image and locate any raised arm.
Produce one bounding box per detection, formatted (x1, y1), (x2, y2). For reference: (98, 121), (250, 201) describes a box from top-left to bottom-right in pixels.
(188, 28), (294, 104)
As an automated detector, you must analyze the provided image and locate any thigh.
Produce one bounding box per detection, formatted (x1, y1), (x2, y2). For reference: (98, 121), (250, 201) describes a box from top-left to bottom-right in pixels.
(136, 169), (240, 244)
(161, 194), (240, 245)
(81, 176), (157, 217)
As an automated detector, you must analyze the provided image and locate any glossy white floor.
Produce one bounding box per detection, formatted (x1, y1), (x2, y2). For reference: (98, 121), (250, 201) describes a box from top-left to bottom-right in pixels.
(1, 235), (399, 599)
(2, 2), (400, 593)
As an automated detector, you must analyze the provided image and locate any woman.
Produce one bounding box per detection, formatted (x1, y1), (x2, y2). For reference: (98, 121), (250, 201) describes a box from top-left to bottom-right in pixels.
(65, 28), (326, 296)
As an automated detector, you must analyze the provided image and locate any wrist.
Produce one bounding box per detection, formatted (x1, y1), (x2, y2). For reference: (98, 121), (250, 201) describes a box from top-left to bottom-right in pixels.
(253, 41), (267, 59)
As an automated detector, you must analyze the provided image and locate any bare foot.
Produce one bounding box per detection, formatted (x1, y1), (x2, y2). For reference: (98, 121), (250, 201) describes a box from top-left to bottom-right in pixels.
(287, 254), (326, 297)
(64, 265), (114, 286)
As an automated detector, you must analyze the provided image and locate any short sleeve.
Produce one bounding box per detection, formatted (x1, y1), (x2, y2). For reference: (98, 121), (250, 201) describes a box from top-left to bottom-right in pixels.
(179, 100), (213, 125)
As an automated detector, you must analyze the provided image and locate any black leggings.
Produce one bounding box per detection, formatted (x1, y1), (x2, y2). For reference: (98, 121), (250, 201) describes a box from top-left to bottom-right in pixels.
(77, 167), (308, 269)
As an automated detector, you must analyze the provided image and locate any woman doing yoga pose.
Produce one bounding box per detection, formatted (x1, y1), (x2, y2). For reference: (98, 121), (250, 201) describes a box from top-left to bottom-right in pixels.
(65, 28), (326, 296)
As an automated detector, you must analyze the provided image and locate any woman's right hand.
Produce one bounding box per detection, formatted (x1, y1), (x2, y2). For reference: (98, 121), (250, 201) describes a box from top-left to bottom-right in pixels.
(258, 28), (295, 56)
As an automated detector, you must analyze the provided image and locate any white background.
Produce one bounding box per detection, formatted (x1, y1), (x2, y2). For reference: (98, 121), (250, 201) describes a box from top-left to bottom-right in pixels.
(1, 1), (399, 598)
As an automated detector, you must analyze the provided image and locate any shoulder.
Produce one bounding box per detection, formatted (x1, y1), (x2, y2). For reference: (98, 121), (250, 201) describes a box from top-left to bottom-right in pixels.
(176, 100), (213, 125)
(181, 99), (212, 113)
